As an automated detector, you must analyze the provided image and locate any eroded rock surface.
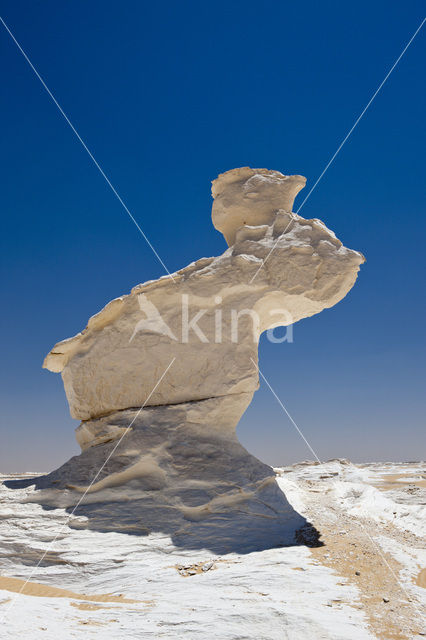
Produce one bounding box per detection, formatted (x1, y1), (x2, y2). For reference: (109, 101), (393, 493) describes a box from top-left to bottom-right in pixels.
(44, 167), (364, 422)
(21, 396), (306, 552)
(23, 167), (364, 550)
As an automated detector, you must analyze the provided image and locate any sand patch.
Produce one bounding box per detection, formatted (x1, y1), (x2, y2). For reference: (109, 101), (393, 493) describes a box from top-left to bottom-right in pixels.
(415, 568), (426, 589)
(0, 575), (139, 604)
(309, 525), (423, 640)
(375, 472), (426, 491)
(71, 602), (114, 611)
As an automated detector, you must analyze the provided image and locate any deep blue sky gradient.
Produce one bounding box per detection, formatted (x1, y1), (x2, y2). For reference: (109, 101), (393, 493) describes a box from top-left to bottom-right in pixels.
(1, 1), (425, 471)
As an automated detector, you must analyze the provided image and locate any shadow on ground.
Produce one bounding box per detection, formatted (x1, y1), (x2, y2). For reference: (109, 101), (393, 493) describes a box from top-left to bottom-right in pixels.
(4, 425), (323, 555)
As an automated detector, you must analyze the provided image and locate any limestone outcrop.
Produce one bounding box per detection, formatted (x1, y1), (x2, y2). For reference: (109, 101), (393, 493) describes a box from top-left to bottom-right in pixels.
(33, 167), (364, 551)
(44, 167), (364, 423)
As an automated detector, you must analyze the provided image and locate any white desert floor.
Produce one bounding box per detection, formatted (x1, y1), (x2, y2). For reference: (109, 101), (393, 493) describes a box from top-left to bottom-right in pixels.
(0, 460), (424, 639)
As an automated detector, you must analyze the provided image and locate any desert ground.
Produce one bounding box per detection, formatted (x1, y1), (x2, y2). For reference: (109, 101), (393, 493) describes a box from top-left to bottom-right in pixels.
(0, 460), (424, 639)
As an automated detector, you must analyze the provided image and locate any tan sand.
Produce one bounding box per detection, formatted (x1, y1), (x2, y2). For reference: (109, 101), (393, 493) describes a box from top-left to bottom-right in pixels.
(70, 602), (114, 611)
(375, 472), (426, 491)
(296, 477), (425, 640)
(415, 568), (426, 589)
(0, 575), (138, 604)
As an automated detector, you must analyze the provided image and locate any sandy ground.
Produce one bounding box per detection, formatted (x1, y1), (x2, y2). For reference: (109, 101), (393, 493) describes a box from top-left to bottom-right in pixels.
(277, 461), (426, 639)
(0, 575), (139, 603)
(0, 461), (424, 639)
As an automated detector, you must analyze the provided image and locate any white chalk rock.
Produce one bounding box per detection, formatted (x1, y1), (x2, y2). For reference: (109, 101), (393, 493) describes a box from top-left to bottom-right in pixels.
(35, 168), (364, 550)
(44, 167), (364, 422)
(24, 394), (308, 552)
(212, 166), (306, 245)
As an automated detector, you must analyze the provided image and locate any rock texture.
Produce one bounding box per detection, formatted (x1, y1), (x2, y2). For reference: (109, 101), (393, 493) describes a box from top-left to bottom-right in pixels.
(2, 463), (425, 639)
(35, 167), (364, 550)
(20, 397), (306, 552)
(44, 167), (364, 422)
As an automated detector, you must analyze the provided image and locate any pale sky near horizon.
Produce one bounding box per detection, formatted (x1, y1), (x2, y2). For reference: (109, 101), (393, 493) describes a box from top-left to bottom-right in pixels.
(1, 1), (425, 473)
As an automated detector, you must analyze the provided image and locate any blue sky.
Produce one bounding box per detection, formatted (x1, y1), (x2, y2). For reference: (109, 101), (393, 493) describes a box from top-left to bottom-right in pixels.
(1, 1), (425, 472)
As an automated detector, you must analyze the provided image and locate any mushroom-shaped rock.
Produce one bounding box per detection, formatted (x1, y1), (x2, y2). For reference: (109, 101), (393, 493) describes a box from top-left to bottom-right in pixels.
(35, 167), (364, 551)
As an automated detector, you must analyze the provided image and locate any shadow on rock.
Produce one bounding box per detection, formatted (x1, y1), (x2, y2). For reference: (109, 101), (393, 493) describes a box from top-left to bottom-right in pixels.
(4, 424), (321, 555)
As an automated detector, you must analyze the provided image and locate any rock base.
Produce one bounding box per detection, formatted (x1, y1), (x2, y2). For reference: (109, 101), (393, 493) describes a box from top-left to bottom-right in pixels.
(10, 397), (306, 553)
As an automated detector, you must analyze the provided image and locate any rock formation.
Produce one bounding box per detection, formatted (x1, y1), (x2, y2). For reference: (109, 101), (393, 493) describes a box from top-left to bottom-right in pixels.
(21, 168), (364, 552)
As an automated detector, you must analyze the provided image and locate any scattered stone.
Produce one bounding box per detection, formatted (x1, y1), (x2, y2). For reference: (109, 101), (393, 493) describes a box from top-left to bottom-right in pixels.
(295, 523), (323, 548)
